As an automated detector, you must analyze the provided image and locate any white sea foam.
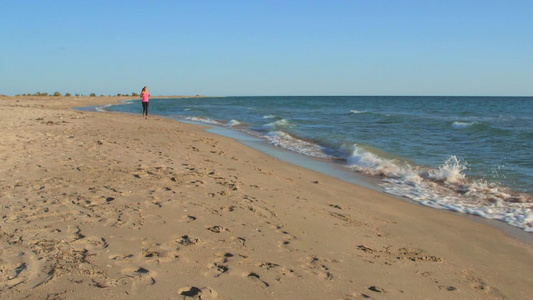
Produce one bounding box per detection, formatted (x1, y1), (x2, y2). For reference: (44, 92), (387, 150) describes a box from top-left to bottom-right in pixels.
(263, 119), (292, 130)
(383, 178), (533, 232)
(349, 110), (366, 114)
(263, 115), (276, 119)
(426, 156), (467, 183)
(264, 131), (333, 159)
(95, 104), (113, 112)
(343, 146), (533, 232)
(183, 116), (220, 125)
(345, 145), (405, 178)
(452, 121), (476, 129)
(227, 119), (241, 127)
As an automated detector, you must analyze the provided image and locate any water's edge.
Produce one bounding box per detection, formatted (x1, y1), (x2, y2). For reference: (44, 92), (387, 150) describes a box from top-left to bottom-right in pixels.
(76, 105), (533, 246)
(205, 122), (533, 246)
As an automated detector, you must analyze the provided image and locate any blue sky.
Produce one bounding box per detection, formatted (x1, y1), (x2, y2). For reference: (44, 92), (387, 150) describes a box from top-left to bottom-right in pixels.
(2, 0), (532, 96)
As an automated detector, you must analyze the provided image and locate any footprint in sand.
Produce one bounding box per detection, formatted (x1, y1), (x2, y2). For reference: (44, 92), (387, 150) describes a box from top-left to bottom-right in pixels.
(230, 236), (246, 247)
(364, 285), (406, 297)
(178, 235), (200, 246)
(0, 250), (55, 291)
(121, 266), (156, 293)
(121, 267), (154, 279)
(204, 252), (236, 278)
(177, 286), (218, 299)
(141, 248), (180, 264)
(301, 256), (333, 280)
(178, 214), (198, 223)
(275, 229), (297, 251)
(257, 262), (296, 281)
(205, 263), (229, 278)
(217, 252), (234, 263)
(206, 225), (228, 233)
(113, 210), (143, 229)
(396, 247), (443, 262)
(109, 253), (134, 265)
(246, 205), (277, 218)
(328, 211), (364, 227)
(246, 272), (270, 287)
(258, 262), (280, 270)
(142, 214), (166, 226)
(70, 235), (109, 251)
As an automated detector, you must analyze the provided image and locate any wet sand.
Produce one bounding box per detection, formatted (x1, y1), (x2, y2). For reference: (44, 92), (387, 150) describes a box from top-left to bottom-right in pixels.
(1, 96), (532, 299)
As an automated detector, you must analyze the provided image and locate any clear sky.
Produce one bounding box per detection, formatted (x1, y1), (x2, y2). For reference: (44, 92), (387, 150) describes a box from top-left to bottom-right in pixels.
(2, 0), (532, 96)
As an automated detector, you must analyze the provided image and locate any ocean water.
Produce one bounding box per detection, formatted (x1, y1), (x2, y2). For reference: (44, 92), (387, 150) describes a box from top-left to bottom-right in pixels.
(104, 96), (533, 232)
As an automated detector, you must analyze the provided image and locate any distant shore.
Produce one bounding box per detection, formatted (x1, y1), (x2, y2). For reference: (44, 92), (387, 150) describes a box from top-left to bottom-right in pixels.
(1, 96), (532, 299)
(0, 94), (210, 100)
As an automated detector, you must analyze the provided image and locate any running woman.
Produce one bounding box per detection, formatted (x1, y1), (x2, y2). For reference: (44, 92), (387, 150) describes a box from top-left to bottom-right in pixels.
(141, 86), (150, 118)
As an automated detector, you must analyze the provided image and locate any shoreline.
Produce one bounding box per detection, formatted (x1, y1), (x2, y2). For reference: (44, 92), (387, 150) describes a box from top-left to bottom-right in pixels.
(1, 96), (532, 299)
(202, 119), (533, 246)
(99, 96), (533, 245)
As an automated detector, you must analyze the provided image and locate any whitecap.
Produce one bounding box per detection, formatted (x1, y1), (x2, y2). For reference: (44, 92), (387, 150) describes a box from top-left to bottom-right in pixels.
(263, 119), (292, 130)
(349, 110), (366, 114)
(452, 121), (475, 129)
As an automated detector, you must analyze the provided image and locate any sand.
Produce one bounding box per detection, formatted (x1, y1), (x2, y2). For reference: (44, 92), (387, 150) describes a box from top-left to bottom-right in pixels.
(0, 96), (532, 299)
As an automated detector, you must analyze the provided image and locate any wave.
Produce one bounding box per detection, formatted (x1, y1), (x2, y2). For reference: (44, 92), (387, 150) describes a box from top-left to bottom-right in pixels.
(263, 119), (292, 131)
(257, 126), (533, 232)
(101, 96), (532, 232)
(349, 110), (367, 114)
(424, 156), (467, 183)
(264, 131), (334, 159)
(182, 116), (221, 125)
(343, 145), (533, 231)
(95, 104), (113, 112)
(452, 121), (476, 129)
(226, 119), (242, 128)
(451, 121), (513, 137)
(344, 145), (406, 178)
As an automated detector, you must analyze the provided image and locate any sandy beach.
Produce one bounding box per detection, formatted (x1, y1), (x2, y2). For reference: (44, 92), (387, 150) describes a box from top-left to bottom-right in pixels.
(1, 96), (532, 299)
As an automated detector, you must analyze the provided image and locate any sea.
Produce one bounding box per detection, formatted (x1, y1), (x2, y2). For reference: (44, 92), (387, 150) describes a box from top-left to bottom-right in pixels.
(101, 96), (533, 233)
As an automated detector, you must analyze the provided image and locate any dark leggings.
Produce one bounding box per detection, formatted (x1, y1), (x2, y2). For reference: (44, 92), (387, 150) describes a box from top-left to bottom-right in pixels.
(142, 102), (149, 116)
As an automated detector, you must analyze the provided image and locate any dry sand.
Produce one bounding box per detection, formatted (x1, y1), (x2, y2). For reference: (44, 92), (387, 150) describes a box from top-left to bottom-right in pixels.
(0, 96), (532, 299)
